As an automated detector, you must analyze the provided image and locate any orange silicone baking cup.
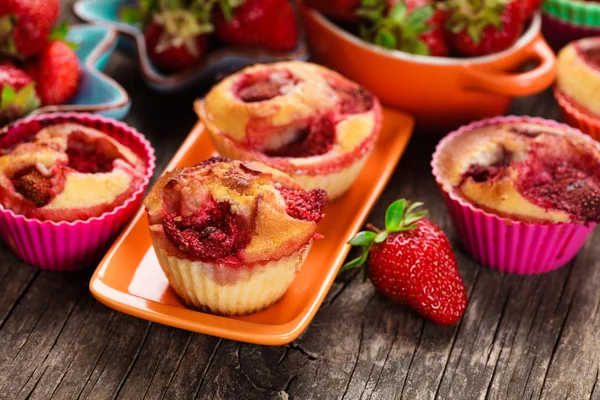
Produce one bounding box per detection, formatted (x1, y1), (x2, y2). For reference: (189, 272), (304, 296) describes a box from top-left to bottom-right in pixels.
(554, 88), (600, 142)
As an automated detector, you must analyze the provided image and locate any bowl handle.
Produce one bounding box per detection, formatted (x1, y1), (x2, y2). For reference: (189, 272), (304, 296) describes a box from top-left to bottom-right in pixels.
(460, 35), (556, 97)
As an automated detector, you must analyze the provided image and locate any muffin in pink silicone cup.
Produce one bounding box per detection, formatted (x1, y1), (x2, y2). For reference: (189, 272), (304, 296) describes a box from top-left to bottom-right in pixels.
(431, 116), (600, 274)
(0, 113), (155, 271)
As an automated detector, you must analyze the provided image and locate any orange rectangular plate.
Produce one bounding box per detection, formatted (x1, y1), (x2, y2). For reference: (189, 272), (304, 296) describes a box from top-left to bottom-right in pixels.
(89, 108), (414, 346)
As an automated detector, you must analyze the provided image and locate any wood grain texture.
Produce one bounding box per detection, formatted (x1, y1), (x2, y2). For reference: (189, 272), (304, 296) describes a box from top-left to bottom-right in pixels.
(0, 1), (597, 399)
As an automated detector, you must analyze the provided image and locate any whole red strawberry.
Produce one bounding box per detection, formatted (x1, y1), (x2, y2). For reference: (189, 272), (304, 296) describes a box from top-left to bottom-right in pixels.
(0, 0), (60, 58)
(342, 199), (467, 326)
(0, 62), (39, 124)
(34, 41), (80, 106)
(144, 5), (213, 74)
(443, 0), (525, 56)
(523, 0), (542, 20)
(358, 0), (449, 56)
(214, 0), (298, 51)
(304, 0), (362, 23)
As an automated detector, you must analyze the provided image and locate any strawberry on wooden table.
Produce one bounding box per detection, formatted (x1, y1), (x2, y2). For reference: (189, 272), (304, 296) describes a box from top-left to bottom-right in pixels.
(342, 199), (467, 326)
(358, 0), (449, 56)
(214, 0), (299, 51)
(0, 0), (59, 58)
(0, 62), (39, 124)
(442, 0), (525, 56)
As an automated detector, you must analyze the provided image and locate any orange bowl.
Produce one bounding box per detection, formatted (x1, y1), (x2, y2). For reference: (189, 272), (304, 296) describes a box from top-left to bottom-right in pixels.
(301, 7), (556, 132)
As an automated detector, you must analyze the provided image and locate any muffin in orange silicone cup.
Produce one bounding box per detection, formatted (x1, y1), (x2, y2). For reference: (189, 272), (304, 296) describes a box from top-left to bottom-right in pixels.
(555, 37), (600, 141)
(195, 61), (382, 201)
(144, 157), (328, 315)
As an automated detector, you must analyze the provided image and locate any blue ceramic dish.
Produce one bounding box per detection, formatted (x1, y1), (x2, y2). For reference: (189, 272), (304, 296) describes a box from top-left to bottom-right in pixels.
(34, 24), (130, 120)
(73, 0), (309, 92)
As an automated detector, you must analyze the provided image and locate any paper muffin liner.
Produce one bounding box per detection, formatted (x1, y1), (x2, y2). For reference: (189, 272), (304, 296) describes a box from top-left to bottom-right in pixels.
(152, 241), (312, 315)
(542, 12), (600, 51)
(0, 113), (156, 271)
(207, 128), (373, 201)
(554, 88), (600, 142)
(431, 115), (597, 274)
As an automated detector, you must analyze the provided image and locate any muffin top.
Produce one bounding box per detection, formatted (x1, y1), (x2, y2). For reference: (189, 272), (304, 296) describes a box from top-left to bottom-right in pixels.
(0, 123), (146, 222)
(195, 61), (381, 173)
(433, 121), (600, 224)
(556, 37), (600, 117)
(144, 157), (328, 265)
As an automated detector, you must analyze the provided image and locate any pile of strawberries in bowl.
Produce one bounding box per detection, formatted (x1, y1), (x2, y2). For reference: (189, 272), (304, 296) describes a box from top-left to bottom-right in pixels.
(120, 0), (300, 74)
(0, 0), (80, 125)
(306, 0), (542, 57)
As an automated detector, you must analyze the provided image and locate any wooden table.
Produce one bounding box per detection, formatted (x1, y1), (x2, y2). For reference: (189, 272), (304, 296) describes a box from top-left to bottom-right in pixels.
(1, 2), (598, 399)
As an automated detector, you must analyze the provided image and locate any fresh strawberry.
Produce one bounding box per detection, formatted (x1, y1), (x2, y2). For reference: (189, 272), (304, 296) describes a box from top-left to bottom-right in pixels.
(358, 0), (449, 56)
(304, 0), (362, 23)
(523, 0), (542, 20)
(0, 62), (39, 125)
(342, 199), (467, 326)
(0, 0), (59, 58)
(34, 41), (80, 106)
(214, 0), (298, 51)
(443, 0), (525, 56)
(143, 5), (213, 74)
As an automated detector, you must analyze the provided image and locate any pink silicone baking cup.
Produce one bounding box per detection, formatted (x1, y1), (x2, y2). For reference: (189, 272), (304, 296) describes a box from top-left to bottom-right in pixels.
(554, 88), (600, 142)
(431, 115), (597, 274)
(0, 113), (156, 271)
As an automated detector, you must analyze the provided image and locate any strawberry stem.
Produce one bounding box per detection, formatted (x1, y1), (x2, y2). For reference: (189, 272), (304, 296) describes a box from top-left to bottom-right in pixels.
(366, 223), (381, 233)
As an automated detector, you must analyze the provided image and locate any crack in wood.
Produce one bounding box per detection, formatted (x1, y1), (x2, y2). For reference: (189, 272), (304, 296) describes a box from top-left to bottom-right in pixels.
(589, 367), (599, 400)
(368, 310), (401, 400)
(322, 269), (361, 308)
(76, 311), (118, 399)
(192, 338), (223, 398)
(520, 354), (537, 400)
(341, 321), (365, 400)
(160, 333), (193, 399)
(277, 347), (290, 367)
(399, 321), (426, 399)
(114, 321), (153, 400)
(539, 299), (575, 399)
(0, 269), (39, 330)
(485, 287), (512, 367)
(290, 342), (319, 360)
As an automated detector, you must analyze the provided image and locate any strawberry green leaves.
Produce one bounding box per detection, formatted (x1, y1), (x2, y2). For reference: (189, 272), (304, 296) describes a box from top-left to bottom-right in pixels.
(357, 0), (435, 55)
(0, 83), (40, 125)
(341, 199), (428, 272)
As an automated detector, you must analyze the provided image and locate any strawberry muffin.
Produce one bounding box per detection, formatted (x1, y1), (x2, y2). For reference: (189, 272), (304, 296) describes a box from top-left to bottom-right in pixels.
(555, 37), (600, 140)
(195, 61), (382, 200)
(432, 116), (600, 274)
(0, 113), (155, 271)
(0, 123), (146, 222)
(144, 157), (328, 315)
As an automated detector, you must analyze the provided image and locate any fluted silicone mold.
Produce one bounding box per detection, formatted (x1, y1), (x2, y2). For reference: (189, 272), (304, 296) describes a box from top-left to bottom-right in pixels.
(0, 113), (156, 271)
(432, 116), (597, 274)
(555, 88), (600, 142)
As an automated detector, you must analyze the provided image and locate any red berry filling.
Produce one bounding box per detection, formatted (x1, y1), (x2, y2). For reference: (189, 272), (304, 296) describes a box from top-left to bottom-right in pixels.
(66, 132), (115, 173)
(334, 86), (374, 115)
(11, 166), (64, 207)
(578, 45), (600, 71)
(266, 116), (336, 158)
(461, 146), (512, 183)
(515, 139), (600, 222)
(236, 70), (298, 103)
(278, 187), (328, 222)
(163, 200), (251, 261)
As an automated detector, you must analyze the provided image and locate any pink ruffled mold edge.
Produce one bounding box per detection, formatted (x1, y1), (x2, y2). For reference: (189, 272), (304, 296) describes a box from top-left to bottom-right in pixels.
(431, 115), (597, 274)
(0, 112), (156, 271)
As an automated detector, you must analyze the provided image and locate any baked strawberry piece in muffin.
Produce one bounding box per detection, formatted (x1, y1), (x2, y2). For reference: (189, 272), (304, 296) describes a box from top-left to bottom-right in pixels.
(195, 61), (382, 200)
(436, 121), (600, 224)
(144, 157), (328, 315)
(0, 123), (146, 222)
